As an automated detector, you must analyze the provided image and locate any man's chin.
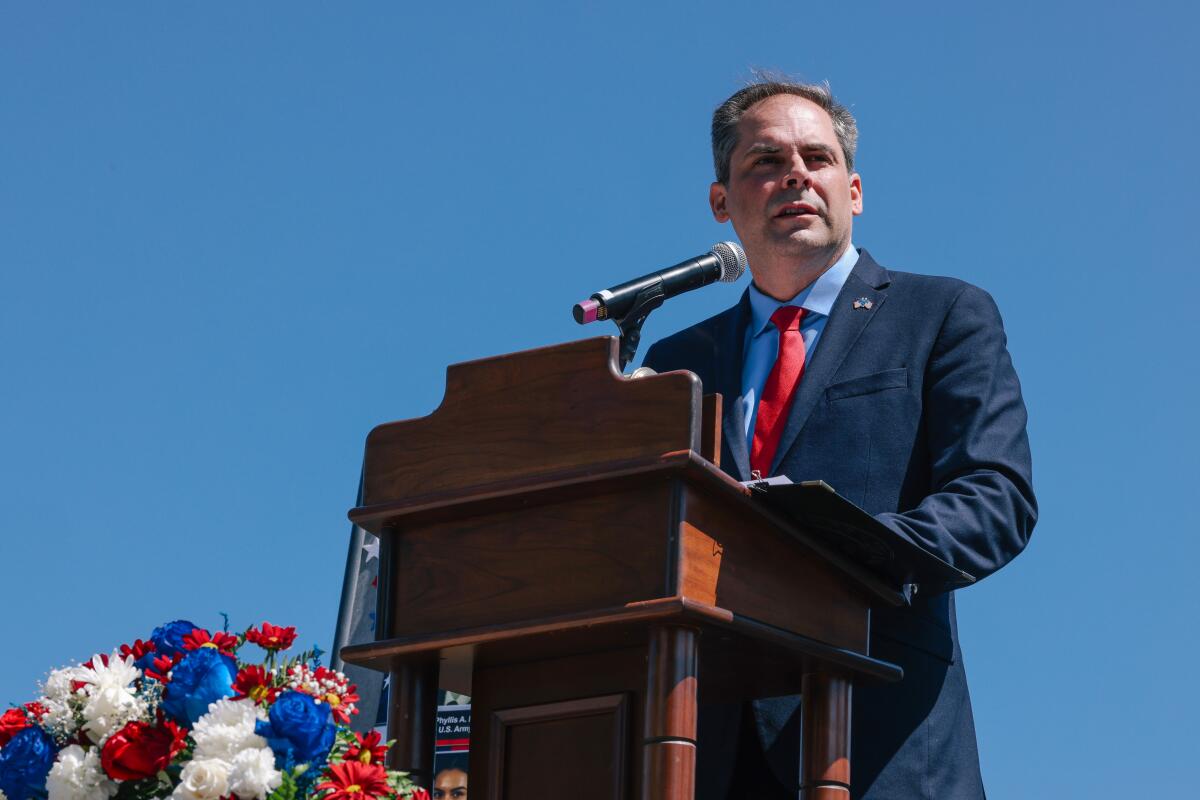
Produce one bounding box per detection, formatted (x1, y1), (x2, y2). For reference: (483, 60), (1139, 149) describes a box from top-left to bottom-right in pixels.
(770, 230), (832, 257)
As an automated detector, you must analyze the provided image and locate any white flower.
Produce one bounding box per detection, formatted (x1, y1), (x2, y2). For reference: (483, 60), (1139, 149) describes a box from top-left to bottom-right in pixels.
(46, 745), (118, 800)
(195, 697), (264, 730)
(42, 666), (86, 702)
(41, 698), (78, 739)
(77, 653), (146, 744)
(40, 666), (89, 740)
(172, 759), (231, 800)
(228, 748), (282, 800)
(192, 698), (267, 762)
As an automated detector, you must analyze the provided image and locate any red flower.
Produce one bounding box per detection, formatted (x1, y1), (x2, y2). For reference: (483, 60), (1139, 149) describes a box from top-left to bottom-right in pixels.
(182, 628), (239, 655)
(244, 622), (297, 651)
(345, 730), (389, 765)
(0, 708), (31, 747)
(288, 665), (360, 724)
(145, 651), (183, 683)
(119, 638), (156, 662)
(233, 665), (278, 704)
(408, 789), (430, 800)
(23, 701), (48, 719)
(316, 673), (360, 725)
(100, 719), (187, 780)
(315, 761), (392, 800)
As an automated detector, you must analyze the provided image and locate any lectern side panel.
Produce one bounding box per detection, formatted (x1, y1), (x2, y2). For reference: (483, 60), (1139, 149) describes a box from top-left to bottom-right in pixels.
(387, 485), (674, 639)
(679, 487), (870, 654)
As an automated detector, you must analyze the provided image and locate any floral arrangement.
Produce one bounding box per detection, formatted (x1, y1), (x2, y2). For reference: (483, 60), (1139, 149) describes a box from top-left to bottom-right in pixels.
(0, 619), (427, 800)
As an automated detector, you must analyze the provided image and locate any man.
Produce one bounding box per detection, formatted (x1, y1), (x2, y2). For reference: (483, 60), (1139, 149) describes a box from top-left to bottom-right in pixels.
(642, 79), (1037, 798)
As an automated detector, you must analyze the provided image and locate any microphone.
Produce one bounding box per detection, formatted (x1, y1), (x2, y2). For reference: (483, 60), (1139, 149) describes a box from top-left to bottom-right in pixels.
(573, 241), (747, 324)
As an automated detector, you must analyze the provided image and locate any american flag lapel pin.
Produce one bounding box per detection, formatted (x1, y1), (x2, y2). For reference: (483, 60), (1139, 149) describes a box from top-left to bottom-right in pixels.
(852, 296), (873, 310)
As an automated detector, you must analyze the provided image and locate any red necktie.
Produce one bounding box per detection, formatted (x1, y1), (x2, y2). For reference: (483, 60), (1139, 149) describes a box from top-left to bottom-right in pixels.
(750, 305), (807, 477)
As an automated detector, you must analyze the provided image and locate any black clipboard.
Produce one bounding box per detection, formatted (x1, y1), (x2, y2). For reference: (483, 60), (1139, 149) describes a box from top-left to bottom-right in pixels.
(747, 479), (975, 596)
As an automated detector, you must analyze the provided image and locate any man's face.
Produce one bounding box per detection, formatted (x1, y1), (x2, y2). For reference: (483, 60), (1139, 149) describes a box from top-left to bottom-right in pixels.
(433, 768), (468, 799)
(710, 94), (862, 285)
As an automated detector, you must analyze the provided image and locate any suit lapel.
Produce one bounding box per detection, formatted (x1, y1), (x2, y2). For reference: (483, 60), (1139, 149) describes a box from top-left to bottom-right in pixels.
(768, 250), (891, 475)
(715, 293), (752, 481)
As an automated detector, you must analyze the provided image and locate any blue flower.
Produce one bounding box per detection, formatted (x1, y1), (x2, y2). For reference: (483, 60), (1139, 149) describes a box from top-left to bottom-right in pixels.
(255, 690), (335, 769)
(150, 619), (199, 659)
(0, 726), (57, 800)
(135, 619), (199, 671)
(161, 647), (236, 725)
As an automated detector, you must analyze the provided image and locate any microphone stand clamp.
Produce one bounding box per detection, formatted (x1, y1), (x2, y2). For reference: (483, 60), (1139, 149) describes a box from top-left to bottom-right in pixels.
(613, 282), (666, 372)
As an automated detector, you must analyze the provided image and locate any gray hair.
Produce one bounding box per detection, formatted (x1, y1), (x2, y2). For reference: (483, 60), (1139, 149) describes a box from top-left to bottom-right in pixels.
(711, 77), (858, 184)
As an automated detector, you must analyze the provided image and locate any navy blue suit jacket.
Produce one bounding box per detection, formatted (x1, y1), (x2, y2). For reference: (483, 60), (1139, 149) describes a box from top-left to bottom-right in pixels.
(642, 250), (1037, 799)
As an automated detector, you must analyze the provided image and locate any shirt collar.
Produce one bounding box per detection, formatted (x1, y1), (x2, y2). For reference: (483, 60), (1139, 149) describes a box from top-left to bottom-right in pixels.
(747, 243), (860, 337)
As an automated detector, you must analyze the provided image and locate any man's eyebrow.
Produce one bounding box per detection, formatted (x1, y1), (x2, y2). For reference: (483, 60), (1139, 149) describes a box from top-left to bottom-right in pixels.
(741, 142), (838, 159)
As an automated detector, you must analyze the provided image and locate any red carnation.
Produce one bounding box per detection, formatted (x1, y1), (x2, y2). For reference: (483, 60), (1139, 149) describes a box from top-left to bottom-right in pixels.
(346, 730), (389, 765)
(409, 788), (431, 800)
(182, 628), (239, 655)
(233, 665), (278, 705)
(245, 622), (297, 651)
(0, 708), (31, 747)
(315, 761), (392, 800)
(100, 719), (187, 780)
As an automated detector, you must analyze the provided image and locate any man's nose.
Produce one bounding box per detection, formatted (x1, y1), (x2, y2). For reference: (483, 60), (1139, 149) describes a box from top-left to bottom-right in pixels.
(783, 156), (810, 188)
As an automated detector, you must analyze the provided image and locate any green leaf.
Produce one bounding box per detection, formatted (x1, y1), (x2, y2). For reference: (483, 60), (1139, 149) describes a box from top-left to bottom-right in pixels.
(267, 770), (298, 800)
(113, 774), (169, 800)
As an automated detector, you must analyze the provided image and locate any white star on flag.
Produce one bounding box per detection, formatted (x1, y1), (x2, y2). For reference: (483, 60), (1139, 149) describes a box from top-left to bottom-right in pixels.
(362, 537), (379, 563)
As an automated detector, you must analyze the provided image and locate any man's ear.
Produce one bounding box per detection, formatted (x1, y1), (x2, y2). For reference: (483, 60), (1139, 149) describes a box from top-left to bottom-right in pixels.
(850, 173), (863, 216)
(710, 182), (730, 222)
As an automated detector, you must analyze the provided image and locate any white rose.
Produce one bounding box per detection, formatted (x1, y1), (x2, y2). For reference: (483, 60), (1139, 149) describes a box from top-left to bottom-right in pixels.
(173, 759), (231, 800)
(228, 748), (282, 800)
(46, 745), (118, 800)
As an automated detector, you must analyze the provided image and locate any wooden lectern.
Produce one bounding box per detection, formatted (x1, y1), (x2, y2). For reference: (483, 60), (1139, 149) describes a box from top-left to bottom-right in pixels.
(340, 337), (903, 800)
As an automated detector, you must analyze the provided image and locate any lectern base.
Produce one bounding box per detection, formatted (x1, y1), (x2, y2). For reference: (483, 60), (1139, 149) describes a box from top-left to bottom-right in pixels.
(376, 617), (869, 800)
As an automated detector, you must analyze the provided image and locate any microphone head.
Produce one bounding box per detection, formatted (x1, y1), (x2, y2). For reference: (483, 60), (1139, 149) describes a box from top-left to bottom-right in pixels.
(710, 241), (747, 282)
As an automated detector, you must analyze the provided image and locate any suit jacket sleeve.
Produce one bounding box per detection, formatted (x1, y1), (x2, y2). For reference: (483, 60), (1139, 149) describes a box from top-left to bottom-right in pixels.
(874, 283), (1037, 583)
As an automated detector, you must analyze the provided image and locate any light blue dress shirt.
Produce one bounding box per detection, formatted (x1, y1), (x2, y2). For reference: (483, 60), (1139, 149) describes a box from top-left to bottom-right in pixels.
(741, 244), (860, 439)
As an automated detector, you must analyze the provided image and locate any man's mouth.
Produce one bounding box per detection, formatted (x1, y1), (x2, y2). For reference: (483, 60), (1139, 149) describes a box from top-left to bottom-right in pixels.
(775, 202), (819, 217)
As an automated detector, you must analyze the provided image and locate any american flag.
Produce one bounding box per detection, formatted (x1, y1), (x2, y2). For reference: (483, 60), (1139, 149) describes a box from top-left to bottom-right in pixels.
(330, 473), (387, 731)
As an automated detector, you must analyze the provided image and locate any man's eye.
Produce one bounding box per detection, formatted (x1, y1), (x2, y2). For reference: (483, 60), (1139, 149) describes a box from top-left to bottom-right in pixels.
(806, 154), (831, 164)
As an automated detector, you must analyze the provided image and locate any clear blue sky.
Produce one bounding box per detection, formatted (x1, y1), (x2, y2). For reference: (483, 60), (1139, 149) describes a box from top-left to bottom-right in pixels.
(2, 1), (1196, 794)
